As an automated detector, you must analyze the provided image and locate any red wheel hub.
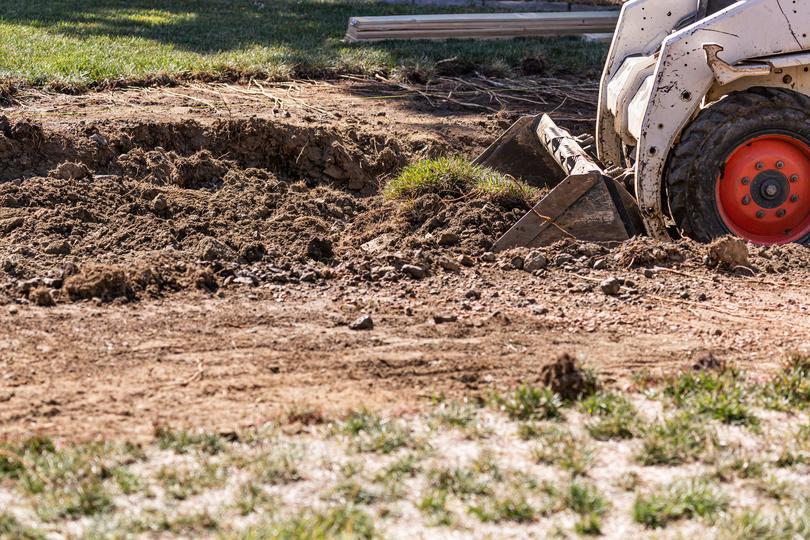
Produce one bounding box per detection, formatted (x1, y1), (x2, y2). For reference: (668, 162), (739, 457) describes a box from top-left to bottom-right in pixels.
(717, 134), (810, 244)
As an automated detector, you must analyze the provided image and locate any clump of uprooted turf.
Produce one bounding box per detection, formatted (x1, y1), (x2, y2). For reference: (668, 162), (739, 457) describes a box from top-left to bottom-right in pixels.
(384, 156), (540, 206)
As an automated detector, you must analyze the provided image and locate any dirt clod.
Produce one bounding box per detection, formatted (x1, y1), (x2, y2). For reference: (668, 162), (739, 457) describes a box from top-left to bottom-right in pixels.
(691, 352), (726, 372)
(29, 286), (55, 307)
(48, 162), (91, 180)
(306, 237), (333, 261)
(707, 236), (749, 269)
(64, 265), (131, 302)
(538, 353), (596, 401)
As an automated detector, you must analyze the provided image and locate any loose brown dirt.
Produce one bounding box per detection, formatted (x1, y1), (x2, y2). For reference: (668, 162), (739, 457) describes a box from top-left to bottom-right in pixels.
(1, 79), (809, 441)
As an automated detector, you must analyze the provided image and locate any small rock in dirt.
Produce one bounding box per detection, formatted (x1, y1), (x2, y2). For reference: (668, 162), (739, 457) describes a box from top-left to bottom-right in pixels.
(8, 305), (18, 315)
(232, 276), (257, 286)
(438, 231), (460, 247)
(554, 253), (574, 267)
(64, 265), (131, 302)
(89, 133), (109, 146)
(48, 162), (92, 181)
(480, 252), (496, 263)
(239, 242), (266, 263)
(306, 237), (333, 261)
(349, 314), (374, 331)
(438, 258), (461, 272)
(692, 352), (726, 372)
(152, 194), (169, 213)
(593, 258), (608, 270)
(457, 254), (475, 267)
(539, 353), (596, 400)
(401, 264), (426, 280)
(29, 287), (55, 307)
(43, 240), (71, 256)
(465, 289), (481, 300)
(643, 268), (656, 278)
(707, 237), (749, 269)
(510, 256), (524, 270)
(433, 313), (458, 324)
(600, 277), (622, 296)
(196, 237), (234, 262)
(523, 252), (548, 273)
(530, 305), (549, 315)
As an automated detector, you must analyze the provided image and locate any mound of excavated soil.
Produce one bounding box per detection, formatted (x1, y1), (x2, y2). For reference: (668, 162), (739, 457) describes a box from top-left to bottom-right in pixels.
(1, 115), (809, 307)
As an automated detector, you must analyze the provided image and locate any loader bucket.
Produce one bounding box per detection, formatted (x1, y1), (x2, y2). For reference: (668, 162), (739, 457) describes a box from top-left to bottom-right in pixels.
(474, 114), (644, 251)
(473, 116), (568, 188)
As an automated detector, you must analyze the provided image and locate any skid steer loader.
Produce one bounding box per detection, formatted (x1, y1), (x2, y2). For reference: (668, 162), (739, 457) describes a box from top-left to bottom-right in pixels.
(480, 0), (810, 250)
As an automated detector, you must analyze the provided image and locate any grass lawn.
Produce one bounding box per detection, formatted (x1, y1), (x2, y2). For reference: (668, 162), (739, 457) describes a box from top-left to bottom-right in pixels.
(0, 0), (608, 88)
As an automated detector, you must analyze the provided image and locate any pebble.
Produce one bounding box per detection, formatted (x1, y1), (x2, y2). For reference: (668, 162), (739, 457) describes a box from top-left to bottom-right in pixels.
(600, 277), (622, 296)
(480, 252), (496, 263)
(349, 314), (374, 330)
(554, 254), (574, 266)
(433, 313), (458, 324)
(8, 305), (18, 315)
(465, 289), (481, 300)
(523, 252), (548, 273)
(457, 254), (475, 267)
(593, 258), (608, 270)
(401, 264), (426, 280)
(438, 258), (461, 272)
(530, 305), (549, 315)
(510, 256), (524, 270)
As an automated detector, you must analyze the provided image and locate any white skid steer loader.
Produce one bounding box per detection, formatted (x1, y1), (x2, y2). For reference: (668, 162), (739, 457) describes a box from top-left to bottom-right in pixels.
(479, 0), (810, 250)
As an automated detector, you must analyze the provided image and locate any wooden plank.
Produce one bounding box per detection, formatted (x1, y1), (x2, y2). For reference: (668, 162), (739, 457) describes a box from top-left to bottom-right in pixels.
(349, 11), (618, 28)
(345, 10), (618, 42)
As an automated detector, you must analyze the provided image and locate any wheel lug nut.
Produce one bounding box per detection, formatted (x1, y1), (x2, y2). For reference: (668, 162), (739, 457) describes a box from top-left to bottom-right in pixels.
(756, 210), (766, 218)
(791, 174), (800, 183)
(791, 194), (799, 202)
(756, 162), (765, 170)
(742, 196), (751, 205)
(742, 177), (750, 185)
(777, 161), (785, 169)
(777, 209), (787, 218)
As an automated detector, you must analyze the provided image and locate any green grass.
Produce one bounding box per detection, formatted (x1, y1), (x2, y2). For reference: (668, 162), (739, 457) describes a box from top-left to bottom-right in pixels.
(637, 412), (713, 466)
(230, 505), (376, 539)
(530, 427), (592, 476)
(580, 392), (644, 441)
(760, 354), (810, 411)
(492, 385), (563, 422)
(419, 489), (454, 526)
(563, 481), (609, 536)
(633, 479), (728, 529)
(468, 494), (538, 523)
(664, 370), (759, 427)
(0, 513), (46, 540)
(385, 157), (541, 206)
(0, 0), (607, 88)
(154, 425), (225, 455)
(336, 409), (416, 454)
(717, 507), (810, 540)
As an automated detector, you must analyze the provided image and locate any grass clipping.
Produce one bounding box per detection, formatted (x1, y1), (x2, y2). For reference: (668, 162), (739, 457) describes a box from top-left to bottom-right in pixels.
(384, 157), (540, 206)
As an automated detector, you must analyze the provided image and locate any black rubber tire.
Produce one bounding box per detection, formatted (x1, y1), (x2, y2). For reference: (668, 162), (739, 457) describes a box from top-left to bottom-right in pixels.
(665, 87), (810, 246)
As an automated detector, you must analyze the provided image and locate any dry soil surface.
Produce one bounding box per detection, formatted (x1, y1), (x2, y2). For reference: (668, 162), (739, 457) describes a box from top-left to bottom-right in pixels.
(1, 79), (809, 441)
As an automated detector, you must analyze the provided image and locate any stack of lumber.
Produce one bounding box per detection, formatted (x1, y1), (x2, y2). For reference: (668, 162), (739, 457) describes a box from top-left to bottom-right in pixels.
(344, 11), (619, 42)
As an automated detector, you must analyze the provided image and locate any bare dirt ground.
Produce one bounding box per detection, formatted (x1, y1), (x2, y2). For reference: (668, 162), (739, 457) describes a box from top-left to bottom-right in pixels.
(1, 78), (809, 442)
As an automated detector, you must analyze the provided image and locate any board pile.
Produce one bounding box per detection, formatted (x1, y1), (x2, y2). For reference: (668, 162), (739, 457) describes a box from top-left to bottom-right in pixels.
(344, 11), (619, 42)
